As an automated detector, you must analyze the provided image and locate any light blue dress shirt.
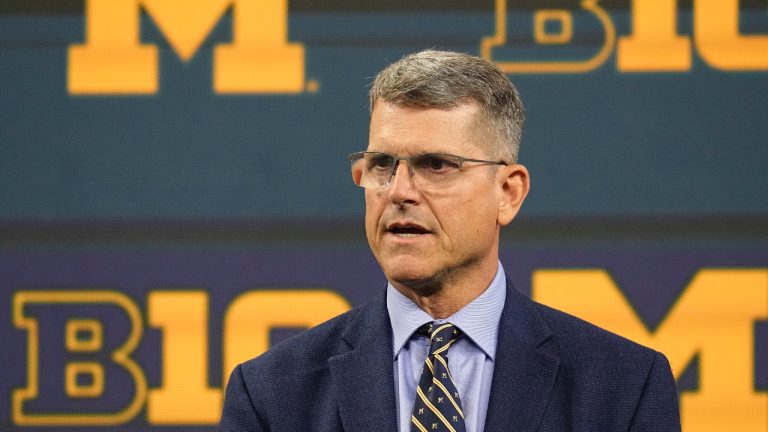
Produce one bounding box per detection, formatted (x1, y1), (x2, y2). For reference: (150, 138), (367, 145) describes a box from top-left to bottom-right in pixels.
(386, 263), (507, 432)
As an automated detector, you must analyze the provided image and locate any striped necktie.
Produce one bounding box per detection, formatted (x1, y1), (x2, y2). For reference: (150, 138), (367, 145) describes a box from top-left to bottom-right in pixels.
(410, 322), (466, 432)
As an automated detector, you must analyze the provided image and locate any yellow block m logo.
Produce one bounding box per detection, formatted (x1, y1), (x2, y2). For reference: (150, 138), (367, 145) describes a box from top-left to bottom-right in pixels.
(534, 268), (767, 432)
(68, 0), (304, 94)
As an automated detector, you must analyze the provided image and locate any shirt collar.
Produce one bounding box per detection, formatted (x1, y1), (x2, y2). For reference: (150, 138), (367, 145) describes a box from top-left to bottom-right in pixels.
(386, 262), (507, 361)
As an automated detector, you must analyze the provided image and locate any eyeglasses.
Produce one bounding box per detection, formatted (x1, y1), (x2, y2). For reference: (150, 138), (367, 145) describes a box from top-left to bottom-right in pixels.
(349, 151), (507, 190)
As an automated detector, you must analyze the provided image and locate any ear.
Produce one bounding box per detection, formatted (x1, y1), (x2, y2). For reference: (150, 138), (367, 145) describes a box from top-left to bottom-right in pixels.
(497, 163), (530, 226)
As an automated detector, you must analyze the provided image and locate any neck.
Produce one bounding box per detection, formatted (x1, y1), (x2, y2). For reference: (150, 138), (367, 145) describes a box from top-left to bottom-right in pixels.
(392, 259), (499, 319)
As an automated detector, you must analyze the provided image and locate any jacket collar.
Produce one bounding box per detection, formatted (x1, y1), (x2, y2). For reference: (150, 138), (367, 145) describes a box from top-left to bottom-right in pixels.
(483, 279), (560, 432)
(330, 289), (399, 432)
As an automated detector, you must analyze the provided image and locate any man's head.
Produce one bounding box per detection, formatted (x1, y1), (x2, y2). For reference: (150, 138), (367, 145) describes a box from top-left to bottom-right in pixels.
(358, 50), (529, 303)
(369, 49), (525, 162)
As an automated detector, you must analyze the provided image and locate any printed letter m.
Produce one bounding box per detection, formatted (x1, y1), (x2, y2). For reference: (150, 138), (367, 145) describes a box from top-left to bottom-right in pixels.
(68, 0), (304, 95)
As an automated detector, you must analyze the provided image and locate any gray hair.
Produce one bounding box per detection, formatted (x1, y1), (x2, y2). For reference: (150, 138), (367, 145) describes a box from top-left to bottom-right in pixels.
(369, 50), (525, 162)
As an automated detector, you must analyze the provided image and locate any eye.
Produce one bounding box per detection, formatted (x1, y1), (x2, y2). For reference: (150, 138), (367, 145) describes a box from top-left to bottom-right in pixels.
(366, 154), (394, 171)
(414, 154), (460, 173)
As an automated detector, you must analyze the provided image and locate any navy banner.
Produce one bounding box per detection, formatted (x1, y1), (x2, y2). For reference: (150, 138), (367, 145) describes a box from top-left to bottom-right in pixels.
(2, 247), (766, 430)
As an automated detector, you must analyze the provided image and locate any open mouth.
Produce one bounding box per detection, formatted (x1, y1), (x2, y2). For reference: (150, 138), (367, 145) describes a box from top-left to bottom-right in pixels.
(387, 223), (429, 238)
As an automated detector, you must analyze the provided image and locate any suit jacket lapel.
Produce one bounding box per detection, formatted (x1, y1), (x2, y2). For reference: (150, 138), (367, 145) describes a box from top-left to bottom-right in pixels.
(329, 290), (399, 432)
(484, 281), (560, 432)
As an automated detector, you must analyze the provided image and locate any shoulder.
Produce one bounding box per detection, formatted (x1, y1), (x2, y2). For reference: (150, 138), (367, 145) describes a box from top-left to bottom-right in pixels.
(523, 299), (680, 429)
(526, 298), (675, 399)
(532, 300), (656, 363)
(222, 306), (363, 426)
(220, 305), (366, 430)
(239, 305), (362, 378)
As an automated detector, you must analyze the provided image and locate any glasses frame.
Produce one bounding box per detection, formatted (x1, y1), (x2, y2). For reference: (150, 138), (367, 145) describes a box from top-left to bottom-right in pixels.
(348, 151), (508, 189)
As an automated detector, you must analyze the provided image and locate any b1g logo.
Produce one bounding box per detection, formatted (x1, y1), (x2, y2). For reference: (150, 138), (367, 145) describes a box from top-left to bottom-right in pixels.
(483, 0), (768, 73)
(67, 0), (767, 95)
(12, 289), (350, 425)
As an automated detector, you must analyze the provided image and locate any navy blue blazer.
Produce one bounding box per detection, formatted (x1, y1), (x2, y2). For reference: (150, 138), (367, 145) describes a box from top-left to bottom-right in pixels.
(219, 281), (680, 431)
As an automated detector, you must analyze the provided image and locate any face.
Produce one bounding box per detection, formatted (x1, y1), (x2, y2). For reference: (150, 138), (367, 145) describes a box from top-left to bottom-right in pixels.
(365, 101), (527, 294)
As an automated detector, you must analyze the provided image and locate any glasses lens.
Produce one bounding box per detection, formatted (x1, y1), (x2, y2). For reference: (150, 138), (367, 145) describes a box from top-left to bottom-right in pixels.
(411, 154), (461, 173)
(350, 152), (394, 188)
(411, 154), (461, 187)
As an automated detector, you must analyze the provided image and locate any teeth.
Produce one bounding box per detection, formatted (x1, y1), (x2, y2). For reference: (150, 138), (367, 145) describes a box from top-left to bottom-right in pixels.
(395, 233), (421, 238)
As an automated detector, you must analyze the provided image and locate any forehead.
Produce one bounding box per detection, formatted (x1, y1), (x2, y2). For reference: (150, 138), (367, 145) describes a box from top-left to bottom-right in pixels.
(367, 101), (485, 156)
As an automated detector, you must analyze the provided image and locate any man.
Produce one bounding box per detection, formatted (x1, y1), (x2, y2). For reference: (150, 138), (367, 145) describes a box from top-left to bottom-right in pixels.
(219, 50), (681, 431)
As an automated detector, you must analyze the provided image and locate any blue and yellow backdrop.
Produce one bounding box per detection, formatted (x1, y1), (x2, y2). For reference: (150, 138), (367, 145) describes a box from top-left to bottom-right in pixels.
(1, 0), (766, 430)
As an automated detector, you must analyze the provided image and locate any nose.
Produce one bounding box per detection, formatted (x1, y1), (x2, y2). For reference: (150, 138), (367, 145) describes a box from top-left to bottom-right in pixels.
(387, 160), (421, 205)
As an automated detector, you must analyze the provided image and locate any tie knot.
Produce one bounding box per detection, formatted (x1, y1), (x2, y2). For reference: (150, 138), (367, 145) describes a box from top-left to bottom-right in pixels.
(420, 322), (461, 355)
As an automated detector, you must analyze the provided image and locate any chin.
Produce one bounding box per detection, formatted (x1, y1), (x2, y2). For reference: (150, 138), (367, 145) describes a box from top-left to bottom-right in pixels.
(381, 254), (426, 276)
(382, 259), (441, 294)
